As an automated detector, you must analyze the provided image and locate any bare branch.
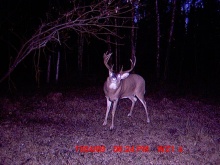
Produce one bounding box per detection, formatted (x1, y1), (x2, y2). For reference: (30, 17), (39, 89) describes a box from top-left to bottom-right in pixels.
(0, 0), (133, 83)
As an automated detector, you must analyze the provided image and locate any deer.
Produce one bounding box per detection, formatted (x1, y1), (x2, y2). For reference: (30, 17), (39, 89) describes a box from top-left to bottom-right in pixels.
(103, 51), (150, 130)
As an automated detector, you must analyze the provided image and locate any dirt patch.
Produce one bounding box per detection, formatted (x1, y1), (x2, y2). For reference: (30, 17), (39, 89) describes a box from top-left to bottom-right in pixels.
(0, 86), (220, 164)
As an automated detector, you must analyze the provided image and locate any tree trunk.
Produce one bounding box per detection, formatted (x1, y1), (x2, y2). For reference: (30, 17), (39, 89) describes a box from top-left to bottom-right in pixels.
(164, 0), (177, 80)
(131, 7), (135, 60)
(56, 51), (60, 83)
(47, 55), (51, 83)
(34, 50), (41, 87)
(131, 4), (138, 74)
(115, 18), (119, 72)
(78, 34), (84, 74)
(155, 0), (161, 79)
(107, 35), (111, 53)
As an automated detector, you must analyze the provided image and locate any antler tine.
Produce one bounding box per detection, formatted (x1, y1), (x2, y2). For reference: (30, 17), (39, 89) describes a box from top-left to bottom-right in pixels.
(103, 51), (113, 71)
(120, 65), (124, 73)
(120, 56), (136, 74)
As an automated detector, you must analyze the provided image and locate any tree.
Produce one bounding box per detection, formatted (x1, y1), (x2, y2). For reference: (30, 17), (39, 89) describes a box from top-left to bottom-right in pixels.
(164, 0), (177, 80)
(0, 0), (133, 83)
(155, 0), (161, 79)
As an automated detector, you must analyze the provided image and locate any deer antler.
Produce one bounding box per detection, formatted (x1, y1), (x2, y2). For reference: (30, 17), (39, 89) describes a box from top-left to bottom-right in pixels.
(103, 51), (113, 72)
(120, 56), (136, 74)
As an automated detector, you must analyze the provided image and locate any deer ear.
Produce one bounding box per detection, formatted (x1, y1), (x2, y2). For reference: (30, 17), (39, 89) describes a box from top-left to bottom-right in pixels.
(121, 73), (129, 79)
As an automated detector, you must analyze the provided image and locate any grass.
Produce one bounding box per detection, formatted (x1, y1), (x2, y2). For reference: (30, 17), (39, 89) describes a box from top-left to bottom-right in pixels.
(0, 86), (220, 164)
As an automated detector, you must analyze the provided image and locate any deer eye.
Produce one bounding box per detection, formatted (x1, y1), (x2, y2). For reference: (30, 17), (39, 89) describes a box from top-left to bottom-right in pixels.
(110, 73), (117, 80)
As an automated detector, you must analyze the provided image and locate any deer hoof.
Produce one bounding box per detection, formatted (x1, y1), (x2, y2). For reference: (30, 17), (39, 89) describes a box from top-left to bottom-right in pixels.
(103, 121), (107, 126)
(110, 125), (114, 130)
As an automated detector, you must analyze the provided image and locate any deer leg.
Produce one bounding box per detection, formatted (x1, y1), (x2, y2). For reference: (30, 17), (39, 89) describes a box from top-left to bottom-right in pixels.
(136, 95), (150, 123)
(103, 98), (112, 126)
(110, 99), (118, 130)
(128, 96), (137, 117)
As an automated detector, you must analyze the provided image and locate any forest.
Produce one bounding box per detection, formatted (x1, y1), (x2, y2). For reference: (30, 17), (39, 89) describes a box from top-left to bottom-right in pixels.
(0, 0), (219, 97)
(0, 0), (220, 164)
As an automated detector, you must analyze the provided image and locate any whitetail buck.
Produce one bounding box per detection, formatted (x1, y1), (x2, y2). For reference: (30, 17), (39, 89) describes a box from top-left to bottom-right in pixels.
(103, 51), (150, 130)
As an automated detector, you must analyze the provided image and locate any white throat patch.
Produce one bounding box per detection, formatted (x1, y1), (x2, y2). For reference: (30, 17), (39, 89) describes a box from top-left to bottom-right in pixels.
(109, 82), (117, 89)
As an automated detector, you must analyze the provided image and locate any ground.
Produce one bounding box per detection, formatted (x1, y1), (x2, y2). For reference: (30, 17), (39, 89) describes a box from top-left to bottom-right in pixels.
(0, 86), (220, 164)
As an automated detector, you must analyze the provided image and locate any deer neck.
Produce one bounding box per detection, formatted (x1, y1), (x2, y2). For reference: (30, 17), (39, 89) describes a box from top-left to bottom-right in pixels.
(104, 78), (122, 99)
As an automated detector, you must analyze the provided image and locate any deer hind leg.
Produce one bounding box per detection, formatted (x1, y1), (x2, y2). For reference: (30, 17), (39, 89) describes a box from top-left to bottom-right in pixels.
(110, 99), (119, 130)
(127, 96), (137, 117)
(103, 97), (112, 126)
(136, 94), (150, 123)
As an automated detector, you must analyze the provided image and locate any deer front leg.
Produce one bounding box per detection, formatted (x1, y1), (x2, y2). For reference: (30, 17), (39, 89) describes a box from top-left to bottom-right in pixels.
(103, 97), (112, 126)
(127, 96), (137, 117)
(110, 99), (119, 130)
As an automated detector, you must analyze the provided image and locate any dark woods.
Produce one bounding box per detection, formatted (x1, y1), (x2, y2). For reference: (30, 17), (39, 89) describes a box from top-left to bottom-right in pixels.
(0, 0), (219, 98)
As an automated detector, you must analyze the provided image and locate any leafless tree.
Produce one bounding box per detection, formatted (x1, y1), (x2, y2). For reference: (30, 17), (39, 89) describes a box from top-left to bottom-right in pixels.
(0, 0), (133, 83)
(164, 0), (177, 80)
(78, 33), (84, 74)
(155, 0), (161, 79)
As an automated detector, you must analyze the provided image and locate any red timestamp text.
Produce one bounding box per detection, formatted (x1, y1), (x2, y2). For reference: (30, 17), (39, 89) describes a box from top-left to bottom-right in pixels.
(113, 145), (150, 153)
(75, 145), (183, 153)
(75, 145), (106, 153)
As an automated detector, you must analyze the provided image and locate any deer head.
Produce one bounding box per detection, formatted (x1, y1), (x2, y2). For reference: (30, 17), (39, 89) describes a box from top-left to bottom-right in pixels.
(103, 51), (150, 130)
(103, 51), (136, 90)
